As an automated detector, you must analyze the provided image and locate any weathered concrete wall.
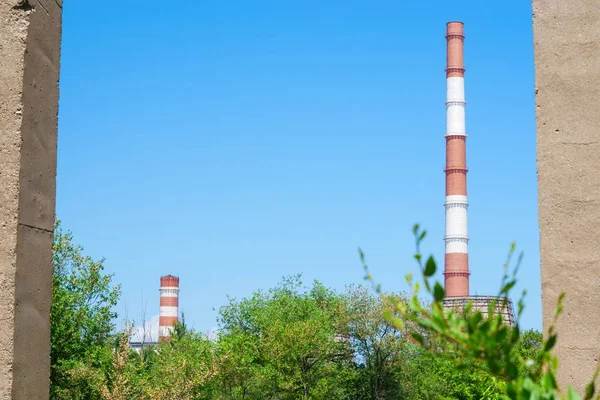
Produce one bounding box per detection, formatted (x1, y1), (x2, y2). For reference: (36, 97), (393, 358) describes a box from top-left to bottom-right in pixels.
(0, 0), (62, 398)
(533, 0), (600, 393)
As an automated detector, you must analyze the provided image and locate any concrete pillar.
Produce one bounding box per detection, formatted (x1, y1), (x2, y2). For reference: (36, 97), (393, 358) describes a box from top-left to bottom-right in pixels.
(0, 0), (62, 398)
(533, 0), (600, 393)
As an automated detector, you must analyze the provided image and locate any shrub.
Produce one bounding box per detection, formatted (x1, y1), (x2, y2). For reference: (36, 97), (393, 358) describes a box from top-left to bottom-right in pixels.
(361, 224), (600, 400)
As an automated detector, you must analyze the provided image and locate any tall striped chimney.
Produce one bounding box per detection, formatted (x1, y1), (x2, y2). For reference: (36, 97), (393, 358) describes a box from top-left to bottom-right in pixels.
(159, 275), (180, 341)
(444, 21), (470, 297)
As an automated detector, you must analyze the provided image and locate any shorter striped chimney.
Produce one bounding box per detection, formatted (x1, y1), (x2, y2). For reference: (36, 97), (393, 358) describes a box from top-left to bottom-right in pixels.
(159, 275), (179, 341)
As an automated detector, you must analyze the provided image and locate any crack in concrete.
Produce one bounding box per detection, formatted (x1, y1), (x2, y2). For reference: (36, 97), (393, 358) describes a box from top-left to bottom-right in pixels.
(557, 141), (599, 146)
(34, 0), (48, 15)
(18, 222), (52, 234)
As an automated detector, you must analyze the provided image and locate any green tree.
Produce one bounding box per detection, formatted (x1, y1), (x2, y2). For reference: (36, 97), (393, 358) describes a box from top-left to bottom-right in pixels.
(143, 325), (218, 400)
(362, 224), (600, 400)
(344, 285), (503, 400)
(217, 275), (354, 400)
(514, 329), (543, 376)
(47, 220), (553, 400)
(344, 285), (407, 400)
(398, 342), (502, 400)
(50, 220), (121, 399)
(215, 331), (262, 399)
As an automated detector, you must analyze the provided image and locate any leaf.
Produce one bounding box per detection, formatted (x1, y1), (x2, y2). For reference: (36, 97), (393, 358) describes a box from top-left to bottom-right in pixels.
(541, 371), (558, 391)
(487, 357), (500, 374)
(412, 224), (419, 235)
(501, 281), (516, 294)
(463, 300), (473, 315)
(506, 362), (519, 379)
(568, 386), (582, 400)
(506, 384), (517, 399)
(558, 292), (566, 303)
(550, 354), (559, 371)
(555, 292), (566, 317)
(424, 256), (436, 277)
(544, 334), (557, 352)
(433, 283), (445, 302)
(585, 380), (595, 400)
(419, 230), (427, 241)
(410, 332), (424, 345)
(495, 327), (508, 343)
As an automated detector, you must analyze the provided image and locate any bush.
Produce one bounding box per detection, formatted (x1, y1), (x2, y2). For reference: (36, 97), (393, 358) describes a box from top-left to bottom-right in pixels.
(361, 224), (600, 400)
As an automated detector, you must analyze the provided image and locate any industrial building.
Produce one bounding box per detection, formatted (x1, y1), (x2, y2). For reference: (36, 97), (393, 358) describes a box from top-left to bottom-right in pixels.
(130, 274), (181, 352)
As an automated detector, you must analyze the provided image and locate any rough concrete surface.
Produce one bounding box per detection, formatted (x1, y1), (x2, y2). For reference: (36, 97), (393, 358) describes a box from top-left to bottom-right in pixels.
(0, 0), (61, 398)
(533, 0), (600, 393)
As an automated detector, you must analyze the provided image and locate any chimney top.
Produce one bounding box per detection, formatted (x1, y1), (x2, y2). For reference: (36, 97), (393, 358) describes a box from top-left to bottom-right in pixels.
(160, 275), (180, 287)
(446, 21), (465, 38)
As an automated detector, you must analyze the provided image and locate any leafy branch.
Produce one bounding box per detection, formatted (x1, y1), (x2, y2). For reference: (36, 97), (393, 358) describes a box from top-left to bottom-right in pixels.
(360, 224), (600, 400)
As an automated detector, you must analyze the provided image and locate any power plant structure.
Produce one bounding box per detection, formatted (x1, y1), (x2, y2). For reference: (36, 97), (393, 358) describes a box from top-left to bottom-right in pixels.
(159, 274), (180, 341)
(441, 22), (515, 326)
(129, 274), (181, 352)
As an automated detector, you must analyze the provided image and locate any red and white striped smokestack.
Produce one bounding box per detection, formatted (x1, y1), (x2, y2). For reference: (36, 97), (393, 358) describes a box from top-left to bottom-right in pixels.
(444, 22), (470, 297)
(159, 275), (179, 340)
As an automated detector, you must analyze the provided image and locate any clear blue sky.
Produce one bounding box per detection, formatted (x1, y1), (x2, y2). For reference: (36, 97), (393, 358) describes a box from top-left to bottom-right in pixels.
(57, 0), (540, 333)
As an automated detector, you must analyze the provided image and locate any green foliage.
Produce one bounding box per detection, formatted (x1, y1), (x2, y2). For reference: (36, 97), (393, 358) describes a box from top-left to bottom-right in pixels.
(215, 331), (262, 399)
(50, 221), (567, 400)
(344, 285), (406, 399)
(361, 224), (600, 400)
(50, 220), (121, 399)
(216, 275), (354, 399)
(399, 336), (504, 400)
(143, 327), (218, 399)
